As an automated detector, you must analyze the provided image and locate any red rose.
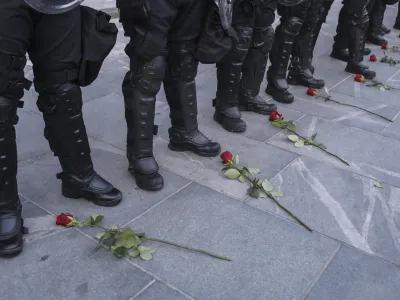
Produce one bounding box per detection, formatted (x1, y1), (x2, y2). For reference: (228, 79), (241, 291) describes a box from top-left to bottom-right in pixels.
(269, 111), (283, 121)
(220, 151), (233, 164)
(306, 88), (318, 96)
(369, 54), (377, 62)
(56, 213), (75, 227)
(354, 74), (365, 83)
(382, 44), (388, 49)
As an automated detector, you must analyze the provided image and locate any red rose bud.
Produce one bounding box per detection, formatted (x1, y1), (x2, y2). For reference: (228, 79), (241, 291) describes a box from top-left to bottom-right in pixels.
(220, 151), (234, 164)
(56, 213), (75, 227)
(354, 74), (365, 83)
(382, 44), (388, 49)
(269, 111), (283, 121)
(369, 54), (377, 62)
(307, 88), (318, 96)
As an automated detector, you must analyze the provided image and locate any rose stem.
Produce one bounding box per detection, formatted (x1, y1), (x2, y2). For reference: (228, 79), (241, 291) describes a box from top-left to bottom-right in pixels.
(286, 128), (350, 166)
(142, 237), (232, 261)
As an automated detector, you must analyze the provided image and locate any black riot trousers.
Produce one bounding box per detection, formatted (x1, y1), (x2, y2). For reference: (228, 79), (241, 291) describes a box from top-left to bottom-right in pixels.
(120, 0), (220, 191)
(0, 0), (120, 256)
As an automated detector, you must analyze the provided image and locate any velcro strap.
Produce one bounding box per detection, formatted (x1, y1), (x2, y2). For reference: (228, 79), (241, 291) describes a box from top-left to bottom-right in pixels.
(35, 69), (79, 86)
(0, 53), (27, 70)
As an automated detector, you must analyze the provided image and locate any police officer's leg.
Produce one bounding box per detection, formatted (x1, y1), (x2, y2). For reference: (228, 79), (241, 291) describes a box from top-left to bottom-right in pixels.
(238, 0), (277, 115)
(367, 0), (388, 44)
(288, 0), (325, 88)
(30, 7), (122, 206)
(346, 2), (376, 79)
(0, 0), (32, 256)
(394, 0), (400, 29)
(162, 0), (220, 156)
(120, 0), (171, 191)
(214, 0), (254, 133)
(308, 0), (334, 73)
(163, 41), (221, 156)
(266, 3), (307, 104)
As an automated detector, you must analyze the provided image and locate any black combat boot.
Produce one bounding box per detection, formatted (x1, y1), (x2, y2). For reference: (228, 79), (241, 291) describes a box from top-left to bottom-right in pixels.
(123, 61), (165, 191)
(165, 43), (221, 155)
(367, 32), (387, 45)
(381, 24), (390, 35)
(367, 0), (388, 45)
(238, 26), (277, 114)
(36, 80), (123, 205)
(266, 23), (299, 104)
(0, 97), (28, 257)
(345, 19), (376, 79)
(214, 29), (252, 132)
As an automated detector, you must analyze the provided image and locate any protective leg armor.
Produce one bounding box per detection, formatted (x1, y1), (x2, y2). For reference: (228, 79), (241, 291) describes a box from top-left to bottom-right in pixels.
(214, 26), (253, 133)
(367, 0), (388, 45)
(266, 15), (304, 103)
(35, 72), (122, 206)
(331, 2), (371, 63)
(345, 9), (376, 79)
(123, 56), (166, 191)
(287, 1), (325, 89)
(164, 42), (221, 156)
(238, 26), (277, 115)
(0, 54), (30, 257)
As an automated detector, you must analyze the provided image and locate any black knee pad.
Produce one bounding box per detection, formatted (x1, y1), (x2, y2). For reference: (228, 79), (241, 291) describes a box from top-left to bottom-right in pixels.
(225, 26), (254, 63)
(36, 82), (82, 117)
(131, 56), (167, 97)
(283, 16), (304, 35)
(168, 42), (199, 83)
(0, 53), (31, 100)
(350, 8), (369, 26)
(252, 26), (275, 53)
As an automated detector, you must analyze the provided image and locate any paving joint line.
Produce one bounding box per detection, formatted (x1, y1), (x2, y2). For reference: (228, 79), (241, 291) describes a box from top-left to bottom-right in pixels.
(130, 279), (156, 300)
(301, 244), (342, 300)
(122, 181), (194, 228)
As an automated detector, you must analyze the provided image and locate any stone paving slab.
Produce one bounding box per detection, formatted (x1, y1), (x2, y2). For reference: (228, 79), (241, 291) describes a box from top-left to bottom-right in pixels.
(129, 183), (340, 300)
(306, 246), (400, 300)
(269, 115), (400, 188)
(0, 229), (154, 300)
(248, 156), (400, 265)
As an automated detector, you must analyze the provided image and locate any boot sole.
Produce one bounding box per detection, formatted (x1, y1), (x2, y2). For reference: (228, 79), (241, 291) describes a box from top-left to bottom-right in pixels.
(168, 141), (221, 157)
(238, 105), (277, 115)
(286, 78), (325, 89)
(213, 113), (246, 133)
(62, 188), (122, 207)
(265, 86), (294, 104)
(0, 235), (23, 257)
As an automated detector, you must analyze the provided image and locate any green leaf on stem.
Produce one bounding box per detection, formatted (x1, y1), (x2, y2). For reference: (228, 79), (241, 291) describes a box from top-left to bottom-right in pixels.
(247, 187), (261, 198)
(270, 120), (284, 129)
(95, 232), (111, 250)
(224, 169), (241, 179)
(295, 140), (305, 147)
(286, 121), (297, 132)
(95, 232), (106, 240)
(248, 168), (261, 174)
(109, 225), (119, 231)
(270, 191), (284, 198)
(373, 180), (383, 188)
(129, 250), (140, 258)
(288, 135), (299, 142)
(239, 175), (246, 183)
(110, 245), (129, 258)
(138, 246), (156, 261)
(235, 154), (240, 164)
(262, 180), (274, 192)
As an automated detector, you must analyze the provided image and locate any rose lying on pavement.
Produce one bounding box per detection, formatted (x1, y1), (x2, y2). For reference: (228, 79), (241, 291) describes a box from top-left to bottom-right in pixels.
(354, 74), (365, 82)
(370, 54), (377, 62)
(382, 43), (388, 50)
(306, 88), (318, 96)
(55, 213), (231, 261)
(269, 111), (283, 121)
(56, 213), (76, 227)
(220, 151), (234, 165)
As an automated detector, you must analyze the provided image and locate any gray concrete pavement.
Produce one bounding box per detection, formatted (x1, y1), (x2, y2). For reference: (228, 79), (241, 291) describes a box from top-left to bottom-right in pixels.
(2, 1), (400, 299)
